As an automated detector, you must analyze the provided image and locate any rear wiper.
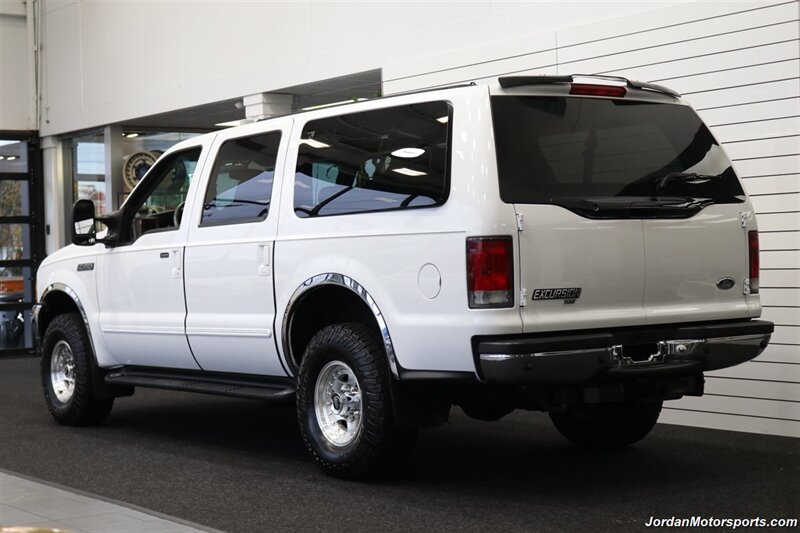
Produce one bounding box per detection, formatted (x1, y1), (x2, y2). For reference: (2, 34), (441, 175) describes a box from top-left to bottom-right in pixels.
(552, 196), (715, 219)
(655, 172), (719, 193)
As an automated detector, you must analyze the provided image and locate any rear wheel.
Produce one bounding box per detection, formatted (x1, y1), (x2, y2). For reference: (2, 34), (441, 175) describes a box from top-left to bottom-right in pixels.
(549, 401), (662, 449)
(297, 323), (416, 479)
(41, 313), (114, 425)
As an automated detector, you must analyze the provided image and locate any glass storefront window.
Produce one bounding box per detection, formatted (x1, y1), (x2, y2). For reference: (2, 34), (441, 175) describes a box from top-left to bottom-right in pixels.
(0, 309), (30, 350)
(0, 133), (39, 354)
(0, 224), (30, 260)
(0, 267), (31, 304)
(0, 140), (29, 173)
(0, 181), (29, 216)
(72, 131), (108, 216)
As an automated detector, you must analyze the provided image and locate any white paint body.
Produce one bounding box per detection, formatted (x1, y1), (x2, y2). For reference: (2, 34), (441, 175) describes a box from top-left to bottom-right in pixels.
(35, 83), (762, 377)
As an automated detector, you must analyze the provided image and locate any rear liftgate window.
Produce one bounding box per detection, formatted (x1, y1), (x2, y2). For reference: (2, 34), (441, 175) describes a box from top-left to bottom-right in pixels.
(490, 96), (745, 218)
(294, 101), (451, 218)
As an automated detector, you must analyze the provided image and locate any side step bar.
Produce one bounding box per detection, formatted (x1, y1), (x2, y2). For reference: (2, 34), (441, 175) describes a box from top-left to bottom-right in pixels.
(105, 367), (296, 402)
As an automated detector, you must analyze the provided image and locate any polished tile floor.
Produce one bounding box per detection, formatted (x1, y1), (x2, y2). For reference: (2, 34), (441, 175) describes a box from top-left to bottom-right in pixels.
(0, 471), (214, 533)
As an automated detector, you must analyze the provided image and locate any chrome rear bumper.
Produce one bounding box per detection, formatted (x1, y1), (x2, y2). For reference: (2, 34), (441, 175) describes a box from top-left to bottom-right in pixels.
(475, 320), (773, 384)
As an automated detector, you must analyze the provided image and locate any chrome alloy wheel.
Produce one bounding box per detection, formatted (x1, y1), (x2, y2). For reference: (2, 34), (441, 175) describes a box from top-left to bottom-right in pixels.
(314, 360), (363, 447)
(50, 340), (76, 403)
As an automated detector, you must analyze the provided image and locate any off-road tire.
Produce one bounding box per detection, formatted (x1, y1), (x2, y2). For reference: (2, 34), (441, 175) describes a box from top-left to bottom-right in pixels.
(297, 322), (416, 479)
(41, 313), (114, 425)
(549, 401), (662, 449)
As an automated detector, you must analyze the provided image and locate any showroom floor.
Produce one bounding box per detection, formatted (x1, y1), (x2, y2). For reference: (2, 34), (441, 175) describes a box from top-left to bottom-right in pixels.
(0, 471), (214, 532)
(0, 356), (797, 533)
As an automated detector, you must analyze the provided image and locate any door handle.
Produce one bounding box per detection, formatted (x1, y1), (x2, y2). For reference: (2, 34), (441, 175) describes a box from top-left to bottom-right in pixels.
(257, 243), (271, 276)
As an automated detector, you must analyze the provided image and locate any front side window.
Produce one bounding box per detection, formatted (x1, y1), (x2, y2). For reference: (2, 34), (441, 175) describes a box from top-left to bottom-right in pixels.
(294, 101), (451, 218)
(130, 148), (200, 239)
(201, 132), (281, 226)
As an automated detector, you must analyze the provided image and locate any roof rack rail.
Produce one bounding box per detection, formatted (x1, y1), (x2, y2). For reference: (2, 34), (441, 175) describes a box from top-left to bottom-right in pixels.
(498, 75), (680, 98)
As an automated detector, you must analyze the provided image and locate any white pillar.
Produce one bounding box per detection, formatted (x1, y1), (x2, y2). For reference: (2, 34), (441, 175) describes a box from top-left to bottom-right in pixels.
(242, 93), (293, 121)
(104, 124), (124, 210)
(41, 135), (66, 254)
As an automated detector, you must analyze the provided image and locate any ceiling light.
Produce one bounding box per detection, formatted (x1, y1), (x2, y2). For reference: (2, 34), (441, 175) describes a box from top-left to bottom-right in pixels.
(300, 139), (330, 149)
(392, 167), (427, 177)
(215, 119), (254, 127)
(0, 156), (4, 160)
(391, 147), (425, 159)
(6, 156), (16, 161)
(436, 116), (449, 123)
(125, 132), (139, 138)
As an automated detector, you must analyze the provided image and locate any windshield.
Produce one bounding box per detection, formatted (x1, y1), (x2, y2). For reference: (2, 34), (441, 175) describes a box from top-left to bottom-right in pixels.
(491, 96), (745, 205)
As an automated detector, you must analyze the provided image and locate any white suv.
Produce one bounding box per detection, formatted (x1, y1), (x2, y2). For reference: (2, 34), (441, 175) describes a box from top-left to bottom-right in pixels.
(34, 75), (773, 478)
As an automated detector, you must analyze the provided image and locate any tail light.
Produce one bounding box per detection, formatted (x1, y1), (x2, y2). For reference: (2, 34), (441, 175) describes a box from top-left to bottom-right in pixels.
(466, 236), (514, 308)
(570, 83), (627, 98)
(748, 231), (760, 294)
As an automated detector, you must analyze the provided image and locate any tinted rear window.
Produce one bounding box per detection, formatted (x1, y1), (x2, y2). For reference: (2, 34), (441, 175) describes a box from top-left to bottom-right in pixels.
(491, 96), (744, 204)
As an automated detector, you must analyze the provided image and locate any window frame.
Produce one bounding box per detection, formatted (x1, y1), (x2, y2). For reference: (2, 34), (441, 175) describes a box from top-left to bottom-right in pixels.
(198, 130), (283, 229)
(292, 100), (454, 220)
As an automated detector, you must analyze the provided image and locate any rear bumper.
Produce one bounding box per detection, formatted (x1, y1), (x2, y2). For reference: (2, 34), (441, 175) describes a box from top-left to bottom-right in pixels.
(475, 319), (773, 384)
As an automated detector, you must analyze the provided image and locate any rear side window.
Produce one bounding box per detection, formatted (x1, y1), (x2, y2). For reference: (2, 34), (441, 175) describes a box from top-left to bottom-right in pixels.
(294, 101), (451, 218)
(491, 96), (745, 204)
(201, 132), (281, 226)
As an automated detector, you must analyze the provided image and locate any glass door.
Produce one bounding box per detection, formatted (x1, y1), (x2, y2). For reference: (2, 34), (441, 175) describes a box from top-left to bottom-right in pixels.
(0, 132), (44, 355)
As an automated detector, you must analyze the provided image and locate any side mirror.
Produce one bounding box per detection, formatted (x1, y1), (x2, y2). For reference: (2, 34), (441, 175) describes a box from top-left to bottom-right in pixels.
(71, 199), (97, 246)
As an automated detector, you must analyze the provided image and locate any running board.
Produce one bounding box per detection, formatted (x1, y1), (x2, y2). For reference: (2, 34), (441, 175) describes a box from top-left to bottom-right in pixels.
(104, 367), (296, 402)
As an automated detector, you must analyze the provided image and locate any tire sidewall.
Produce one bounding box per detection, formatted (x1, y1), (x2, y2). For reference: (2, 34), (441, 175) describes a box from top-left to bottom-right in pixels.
(40, 313), (101, 424)
(297, 325), (390, 475)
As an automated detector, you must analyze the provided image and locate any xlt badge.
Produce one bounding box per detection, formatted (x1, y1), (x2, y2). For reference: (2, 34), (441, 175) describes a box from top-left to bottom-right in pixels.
(532, 287), (582, 304)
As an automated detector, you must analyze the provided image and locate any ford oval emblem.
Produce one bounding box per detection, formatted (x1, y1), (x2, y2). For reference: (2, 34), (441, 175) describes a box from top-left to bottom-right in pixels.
(717, 277), (736, 290)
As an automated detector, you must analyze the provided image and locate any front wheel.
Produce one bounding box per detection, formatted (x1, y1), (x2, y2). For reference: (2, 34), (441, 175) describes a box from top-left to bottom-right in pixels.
(549, 401), (662, 449)
(296, 323), (416, 479)
(41, 313), (114, 426)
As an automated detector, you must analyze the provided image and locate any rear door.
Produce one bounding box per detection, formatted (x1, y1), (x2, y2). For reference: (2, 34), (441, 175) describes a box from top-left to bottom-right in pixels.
(490, 89), (750, 333)
(183, 119), (291, 376)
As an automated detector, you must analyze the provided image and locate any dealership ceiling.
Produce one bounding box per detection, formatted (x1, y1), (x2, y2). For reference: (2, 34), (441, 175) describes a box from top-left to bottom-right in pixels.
(121, 70), (382, 131)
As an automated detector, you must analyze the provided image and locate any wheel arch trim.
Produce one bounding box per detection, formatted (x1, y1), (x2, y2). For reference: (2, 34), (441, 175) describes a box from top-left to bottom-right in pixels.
(36, 282), (96, 355)
(281, 273), (400, 378)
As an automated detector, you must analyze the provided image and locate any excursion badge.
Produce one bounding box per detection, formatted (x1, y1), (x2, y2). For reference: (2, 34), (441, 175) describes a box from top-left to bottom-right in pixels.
(532, 287), (582, 304)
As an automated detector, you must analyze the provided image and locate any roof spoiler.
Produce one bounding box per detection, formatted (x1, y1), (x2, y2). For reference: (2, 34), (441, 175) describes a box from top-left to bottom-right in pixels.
(498, 74), (680, 98)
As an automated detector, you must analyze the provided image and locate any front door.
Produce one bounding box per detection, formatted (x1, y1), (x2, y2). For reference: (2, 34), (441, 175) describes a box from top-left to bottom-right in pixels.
(183, 120), (290, 376)
(97, 146), (205, 369)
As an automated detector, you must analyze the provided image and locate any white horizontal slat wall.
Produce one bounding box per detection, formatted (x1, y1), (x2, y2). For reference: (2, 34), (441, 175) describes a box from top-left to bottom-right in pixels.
(384, 1), (800, 437)
(556, 0), (800, 438)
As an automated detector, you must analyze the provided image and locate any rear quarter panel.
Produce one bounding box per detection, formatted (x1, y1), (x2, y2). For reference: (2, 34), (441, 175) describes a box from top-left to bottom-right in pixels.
(273, 86), (521, 373)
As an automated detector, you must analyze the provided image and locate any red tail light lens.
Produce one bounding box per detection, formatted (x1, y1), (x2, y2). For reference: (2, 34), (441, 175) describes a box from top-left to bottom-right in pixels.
(570, 83), (627, 98)
(467, 236), (514, 309)
(748, 231), (760, 294)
